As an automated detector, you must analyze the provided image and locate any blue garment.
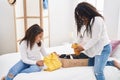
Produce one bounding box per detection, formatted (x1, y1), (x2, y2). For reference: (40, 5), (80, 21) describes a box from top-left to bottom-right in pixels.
(5, 60), (42, 80)
(43, 0), (48, 9)
(88, 44), (114, 80)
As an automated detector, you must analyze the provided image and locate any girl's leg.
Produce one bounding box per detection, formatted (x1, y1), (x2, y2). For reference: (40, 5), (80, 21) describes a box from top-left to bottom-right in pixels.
(94, 44), (111, 80)
(5, 60), (29, 80)
(20, 65), (42, 73)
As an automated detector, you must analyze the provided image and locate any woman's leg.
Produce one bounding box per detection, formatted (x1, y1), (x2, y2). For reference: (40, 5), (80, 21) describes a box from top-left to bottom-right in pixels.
(20, 65), (42, 73)
(106, 60), (114, 66)
(94, 44), (111, 80)
(113, 60), (120, 69)
(88, 57), (95, 66)
(5, 60), (29, 80)
(106, 60), (120, 69)
(89, 57), (120, 68)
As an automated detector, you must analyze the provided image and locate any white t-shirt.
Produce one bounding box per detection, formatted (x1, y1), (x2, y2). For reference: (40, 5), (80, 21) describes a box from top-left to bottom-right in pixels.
(77, 17), (110, 57)
(19, 40), (48, 65)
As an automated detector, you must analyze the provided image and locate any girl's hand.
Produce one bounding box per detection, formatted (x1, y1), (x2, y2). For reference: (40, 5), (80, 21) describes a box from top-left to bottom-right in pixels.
(36, 60), (44, 66)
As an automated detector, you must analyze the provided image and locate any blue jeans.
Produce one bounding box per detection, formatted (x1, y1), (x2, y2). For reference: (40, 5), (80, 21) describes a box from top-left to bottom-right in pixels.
(5, 60), (42, 80)
(88, 44), (113, 80)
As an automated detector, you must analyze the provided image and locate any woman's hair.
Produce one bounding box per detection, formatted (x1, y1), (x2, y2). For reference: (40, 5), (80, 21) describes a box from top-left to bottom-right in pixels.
(74, 2), (104, 37)
(20, 24), (43, 49)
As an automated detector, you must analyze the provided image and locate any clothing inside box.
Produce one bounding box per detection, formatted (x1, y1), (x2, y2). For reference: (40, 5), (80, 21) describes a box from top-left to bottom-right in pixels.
(59, 53), (89, 59)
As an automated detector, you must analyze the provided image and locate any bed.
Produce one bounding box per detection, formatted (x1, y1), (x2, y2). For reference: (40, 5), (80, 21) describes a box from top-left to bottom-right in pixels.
(0, 44), (120, 80)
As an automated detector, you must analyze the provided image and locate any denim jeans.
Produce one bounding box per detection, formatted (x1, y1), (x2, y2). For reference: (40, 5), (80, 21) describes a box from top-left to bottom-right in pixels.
(88, 44), (113, 80)
(5, 60), (42, 80)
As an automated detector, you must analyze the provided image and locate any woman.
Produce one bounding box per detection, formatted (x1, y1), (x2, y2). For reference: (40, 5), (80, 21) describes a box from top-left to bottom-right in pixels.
(74, 2), (120, 80)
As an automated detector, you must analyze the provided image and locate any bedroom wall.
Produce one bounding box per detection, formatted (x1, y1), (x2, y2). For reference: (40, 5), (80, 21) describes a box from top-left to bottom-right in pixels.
(49, 0), (74, 47)
(103, 0), (120, 40)
(0, 0), (16, 55)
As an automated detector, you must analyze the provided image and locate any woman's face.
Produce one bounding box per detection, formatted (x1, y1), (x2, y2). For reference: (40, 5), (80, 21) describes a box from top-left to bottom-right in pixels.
(81, 16), (88, 25)
(35, 32), (43, 43)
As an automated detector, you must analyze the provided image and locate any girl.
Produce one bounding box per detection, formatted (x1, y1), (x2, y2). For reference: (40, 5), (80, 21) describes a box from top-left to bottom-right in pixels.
(4, 24), (48, 80)
(74, 2), (120, 80)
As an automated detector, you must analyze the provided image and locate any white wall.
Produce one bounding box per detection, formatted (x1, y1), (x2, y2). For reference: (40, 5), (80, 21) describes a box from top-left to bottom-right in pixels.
(49, 0), (74, 47)
(103, 0), (120, 40)
(0, 0), (16, 54)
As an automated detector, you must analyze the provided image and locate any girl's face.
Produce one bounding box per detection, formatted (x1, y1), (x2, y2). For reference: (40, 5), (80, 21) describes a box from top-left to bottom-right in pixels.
(35, 32), (43, 43)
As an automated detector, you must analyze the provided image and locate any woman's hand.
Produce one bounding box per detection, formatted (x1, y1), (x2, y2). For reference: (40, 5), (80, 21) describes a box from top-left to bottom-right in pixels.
(73, 44), (84, 55)
(76, 44), (84, 51)
(72, 43), (84, 55)
(36, 60), (44, 66)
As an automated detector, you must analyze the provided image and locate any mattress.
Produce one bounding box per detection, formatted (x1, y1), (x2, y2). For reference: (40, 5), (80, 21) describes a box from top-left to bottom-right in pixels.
(14, 66), (120, 80)
(0, 44), (120, 80)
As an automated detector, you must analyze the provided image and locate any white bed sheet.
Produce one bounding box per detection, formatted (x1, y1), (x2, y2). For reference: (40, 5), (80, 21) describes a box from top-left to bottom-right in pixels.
(14, 66), (120, 80)
(0, 45), (120, 80)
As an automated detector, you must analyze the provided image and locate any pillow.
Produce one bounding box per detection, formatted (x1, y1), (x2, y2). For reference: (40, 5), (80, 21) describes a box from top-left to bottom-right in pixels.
(110, 40), (120, 56)
(110, 45), (120, 61)
(110, 40), (120, 51)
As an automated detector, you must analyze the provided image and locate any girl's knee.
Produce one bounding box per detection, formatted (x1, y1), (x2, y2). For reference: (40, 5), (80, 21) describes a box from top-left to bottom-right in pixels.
(29, 65), (41, 72)
(33, 66), (41, 72)
(6, 73), (14, 80)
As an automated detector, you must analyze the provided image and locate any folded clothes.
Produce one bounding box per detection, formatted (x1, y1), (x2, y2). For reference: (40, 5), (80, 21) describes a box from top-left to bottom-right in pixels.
(59, 53), (89, 59)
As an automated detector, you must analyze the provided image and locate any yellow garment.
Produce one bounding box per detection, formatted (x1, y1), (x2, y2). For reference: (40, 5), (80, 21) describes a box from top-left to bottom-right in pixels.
(44, 52), (62, 71)
(71, 43), (81, 55)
